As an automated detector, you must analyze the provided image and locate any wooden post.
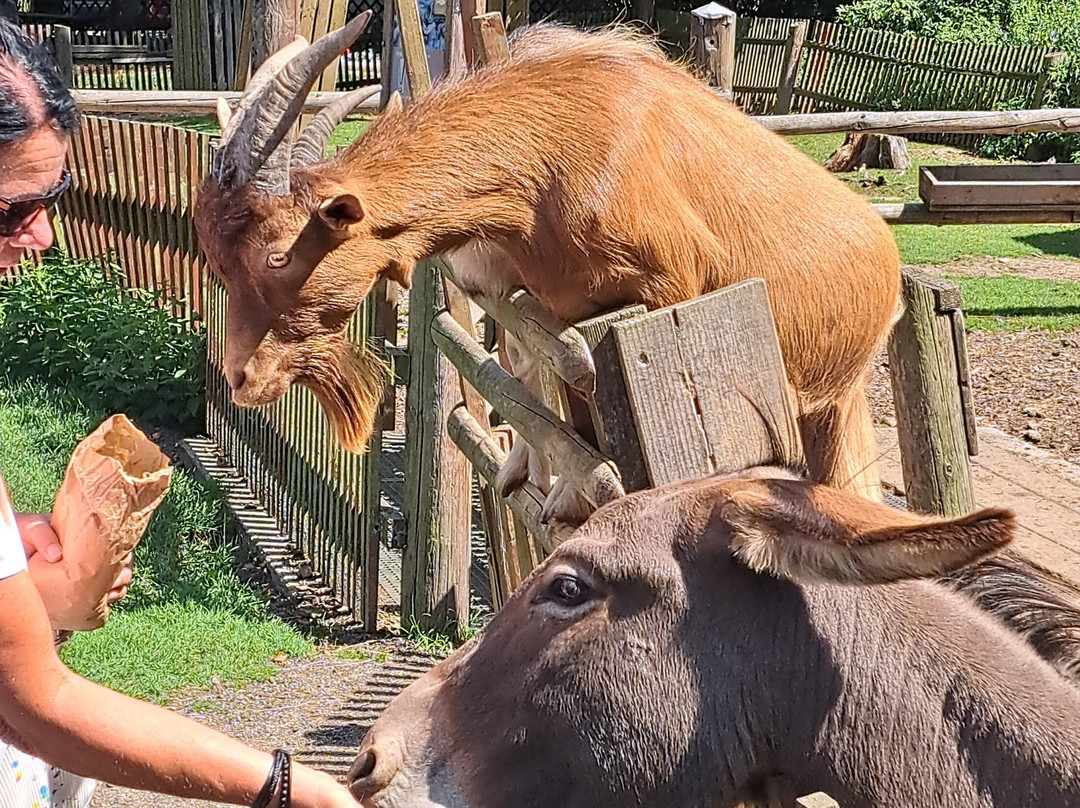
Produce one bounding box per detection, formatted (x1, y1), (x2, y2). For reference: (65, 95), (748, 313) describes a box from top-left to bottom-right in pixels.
(460, 0), (485, 66)
(690, 3), (736, 97)
(773, 20), (807, 115)
(402, 263), (473, 633)
(394, 0), (433, 97)
(1032, 52), (1066, 109)
(253, 0), (301, 68)
(887, 270), (976, 518)
(379, 0), (395, 107)
(472, 12), (510, 65)
(398, 0), (472, 635)
(52, 25), (74, 87)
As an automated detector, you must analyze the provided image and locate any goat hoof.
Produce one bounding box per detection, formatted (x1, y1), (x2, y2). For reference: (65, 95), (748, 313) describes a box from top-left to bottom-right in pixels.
(539, 478), (593, 527)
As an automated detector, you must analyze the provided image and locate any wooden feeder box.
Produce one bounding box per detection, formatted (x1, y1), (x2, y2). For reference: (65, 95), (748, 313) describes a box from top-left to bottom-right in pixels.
(919, 164), (1080, 211)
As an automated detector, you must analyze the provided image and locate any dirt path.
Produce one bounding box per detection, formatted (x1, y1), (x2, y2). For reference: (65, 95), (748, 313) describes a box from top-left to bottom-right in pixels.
(866, 256), (1080, 465)
(91, 641), (440, 808)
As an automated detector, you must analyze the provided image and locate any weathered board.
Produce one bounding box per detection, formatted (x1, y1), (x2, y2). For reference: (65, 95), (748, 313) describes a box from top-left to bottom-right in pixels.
(611, 279), (803, 487)
(920, 164), (1080, 210)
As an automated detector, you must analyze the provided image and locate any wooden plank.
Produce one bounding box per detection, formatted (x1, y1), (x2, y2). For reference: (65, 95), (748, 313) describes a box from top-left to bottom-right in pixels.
(874, 202), (1080, 225)
(395, 0), (432, 97)
(460, 0), (484, 66)
(887, 270), (975, 518)
(574, 305), (650, 492)
(472, 12), (509, 65)
(772, 20), (806, 115)
(54, 25), (74, 86)
(612, 280), (803, 487)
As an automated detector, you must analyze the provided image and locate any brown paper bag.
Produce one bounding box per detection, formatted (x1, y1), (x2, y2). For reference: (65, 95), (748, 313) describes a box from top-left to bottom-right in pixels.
(29, 414), (173, 631)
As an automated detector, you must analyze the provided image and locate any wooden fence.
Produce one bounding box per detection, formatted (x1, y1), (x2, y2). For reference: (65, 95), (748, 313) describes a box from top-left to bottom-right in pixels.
(22, 24), (173, 91)
(49, 114), (381, 628)
(728, 17), (1058, 118)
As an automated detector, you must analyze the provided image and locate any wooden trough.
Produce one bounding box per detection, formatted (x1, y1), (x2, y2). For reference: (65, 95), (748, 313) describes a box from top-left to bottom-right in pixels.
(920, 163), (1080, 211)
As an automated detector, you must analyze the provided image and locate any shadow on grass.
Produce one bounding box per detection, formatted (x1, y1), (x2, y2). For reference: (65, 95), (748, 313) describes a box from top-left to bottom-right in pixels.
(966, 305), (1080, 317)
(1017, 230), (1080, 260)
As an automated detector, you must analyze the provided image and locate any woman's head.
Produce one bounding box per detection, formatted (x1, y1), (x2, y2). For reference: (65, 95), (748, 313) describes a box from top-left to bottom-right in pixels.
(0, 19), (76, 268)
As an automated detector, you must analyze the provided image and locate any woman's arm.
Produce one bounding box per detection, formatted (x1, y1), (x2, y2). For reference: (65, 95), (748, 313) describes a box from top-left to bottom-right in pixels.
(0, 570), (356, 808)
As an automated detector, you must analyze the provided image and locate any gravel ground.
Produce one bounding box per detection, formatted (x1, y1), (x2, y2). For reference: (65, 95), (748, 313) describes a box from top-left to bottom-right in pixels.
(867, 257), (1080, 465)
(92, 641), (441, 808)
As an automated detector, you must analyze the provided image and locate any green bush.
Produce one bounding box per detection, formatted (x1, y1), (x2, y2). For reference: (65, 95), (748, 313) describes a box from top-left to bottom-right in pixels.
(836, 0), (1080, 162)
(0, 256), (205, 432)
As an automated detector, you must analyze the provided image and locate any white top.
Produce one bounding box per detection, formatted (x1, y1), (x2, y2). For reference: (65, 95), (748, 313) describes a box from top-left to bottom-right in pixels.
(0, 474), (26, 581)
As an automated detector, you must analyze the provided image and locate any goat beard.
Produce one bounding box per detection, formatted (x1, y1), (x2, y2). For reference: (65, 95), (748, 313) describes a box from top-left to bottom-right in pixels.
(300, 338), (391, 454)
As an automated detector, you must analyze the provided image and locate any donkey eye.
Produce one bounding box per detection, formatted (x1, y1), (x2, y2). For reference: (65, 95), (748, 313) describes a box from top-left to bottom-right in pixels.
(548, 574), (591, 607)
(267, 252), (290, 268)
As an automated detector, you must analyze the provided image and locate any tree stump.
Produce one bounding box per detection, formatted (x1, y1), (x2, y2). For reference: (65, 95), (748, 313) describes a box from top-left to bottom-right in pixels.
(823, 132), (911, 172)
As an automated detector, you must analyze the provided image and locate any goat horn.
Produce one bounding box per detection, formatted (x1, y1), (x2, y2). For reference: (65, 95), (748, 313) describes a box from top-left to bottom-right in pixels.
(291, 85), (381, 168)
(213, 10), (374, 193)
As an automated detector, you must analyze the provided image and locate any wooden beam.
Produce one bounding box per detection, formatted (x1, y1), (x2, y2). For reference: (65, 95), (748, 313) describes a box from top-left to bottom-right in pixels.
(72, 88), (381, 116)
(887, 270), (975, 518)
(432, 311), (626, 509)
(772, 20), (807, 116)
(439, 262), (596, 392)
(460, 0), (484, 66)
(53, 25), (74, 87)
(395, 0), (432, 97)
(874, 202), (1080, 225)
(755, 108), (1080, 136)
(446, 404), (571, 555)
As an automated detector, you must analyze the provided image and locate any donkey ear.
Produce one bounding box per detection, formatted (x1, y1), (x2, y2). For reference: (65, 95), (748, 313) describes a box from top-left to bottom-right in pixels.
(318, 193), (366, 233)
(717, 479), (1014, 585)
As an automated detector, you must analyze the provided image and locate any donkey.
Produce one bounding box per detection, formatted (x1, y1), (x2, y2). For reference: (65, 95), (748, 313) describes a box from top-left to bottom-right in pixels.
(346, 466), (1080, 808)
(194, 20), (902, 518)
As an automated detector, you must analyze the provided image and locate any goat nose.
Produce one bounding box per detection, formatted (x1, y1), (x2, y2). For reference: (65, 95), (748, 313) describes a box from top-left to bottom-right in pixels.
(348, 734), (401, 801)
(225, 365), (247, 391)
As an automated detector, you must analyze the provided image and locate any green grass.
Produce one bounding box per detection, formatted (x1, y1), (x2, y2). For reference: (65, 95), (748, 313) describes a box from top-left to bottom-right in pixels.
(60, 604), (311, 702)
(157, 115), (374, 153)
(949, 275), (1080, 332)
(786, 134), (1080, 266)
(0, 381), (314, 700)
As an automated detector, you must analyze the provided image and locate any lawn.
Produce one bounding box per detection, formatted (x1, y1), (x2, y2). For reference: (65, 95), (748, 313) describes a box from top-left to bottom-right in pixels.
(786, 133), (1080, 266)
(947, 276), (1080, 332)
(0, 257), (316, 702)
(162, 114), (373, 152)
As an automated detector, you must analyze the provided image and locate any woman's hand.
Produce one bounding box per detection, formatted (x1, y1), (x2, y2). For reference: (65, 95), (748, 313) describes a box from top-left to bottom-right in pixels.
(291, 763), (362, 808)
(15, 512), (62, 563)
(108, 553), (134, 605)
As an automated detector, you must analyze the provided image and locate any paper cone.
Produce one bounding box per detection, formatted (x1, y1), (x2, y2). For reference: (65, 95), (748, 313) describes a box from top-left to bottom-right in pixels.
(29, 414), (173, 631)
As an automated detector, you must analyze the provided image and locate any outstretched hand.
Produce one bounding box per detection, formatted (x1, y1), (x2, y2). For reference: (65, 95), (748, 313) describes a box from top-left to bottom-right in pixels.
(15, 512), (62, 563)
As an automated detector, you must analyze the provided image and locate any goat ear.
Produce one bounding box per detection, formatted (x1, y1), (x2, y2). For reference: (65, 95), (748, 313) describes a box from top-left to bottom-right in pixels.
(216, 97), (233, 131)
(384, 91), (404, 116)
(318, 193), (366, 233)
(718, 479), (1014, 585)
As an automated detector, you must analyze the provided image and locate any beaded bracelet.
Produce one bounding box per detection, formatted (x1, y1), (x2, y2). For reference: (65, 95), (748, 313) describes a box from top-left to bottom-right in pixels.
(253, 749), (292, 808)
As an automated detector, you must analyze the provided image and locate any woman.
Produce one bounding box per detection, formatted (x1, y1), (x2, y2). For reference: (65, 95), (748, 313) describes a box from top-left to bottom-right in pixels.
(0, 19), (359, 808)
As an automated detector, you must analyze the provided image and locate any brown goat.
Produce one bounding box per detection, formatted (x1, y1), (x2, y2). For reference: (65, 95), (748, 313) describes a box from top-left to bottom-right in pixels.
(194, 20), (901, 519)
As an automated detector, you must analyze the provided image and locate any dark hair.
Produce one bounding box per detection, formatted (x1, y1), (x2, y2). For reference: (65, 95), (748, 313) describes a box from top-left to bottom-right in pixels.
(0, 18), (77, 146)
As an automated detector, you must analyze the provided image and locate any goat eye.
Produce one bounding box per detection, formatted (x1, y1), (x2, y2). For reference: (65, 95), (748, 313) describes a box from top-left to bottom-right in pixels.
(267, 252), (290, 268)
(548, 574), (591, 607)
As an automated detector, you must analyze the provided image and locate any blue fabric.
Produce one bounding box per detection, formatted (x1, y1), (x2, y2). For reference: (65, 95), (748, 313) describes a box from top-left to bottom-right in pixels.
(391, 0), (446, 50)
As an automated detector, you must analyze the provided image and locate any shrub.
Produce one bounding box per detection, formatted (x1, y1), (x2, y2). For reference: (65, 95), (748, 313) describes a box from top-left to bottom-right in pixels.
(0, 255), (205, 432)
(836, 0), (1080, 162)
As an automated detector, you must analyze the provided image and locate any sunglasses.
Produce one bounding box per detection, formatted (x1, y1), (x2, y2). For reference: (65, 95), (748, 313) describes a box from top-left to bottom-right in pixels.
(0, 169), (71, 238)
